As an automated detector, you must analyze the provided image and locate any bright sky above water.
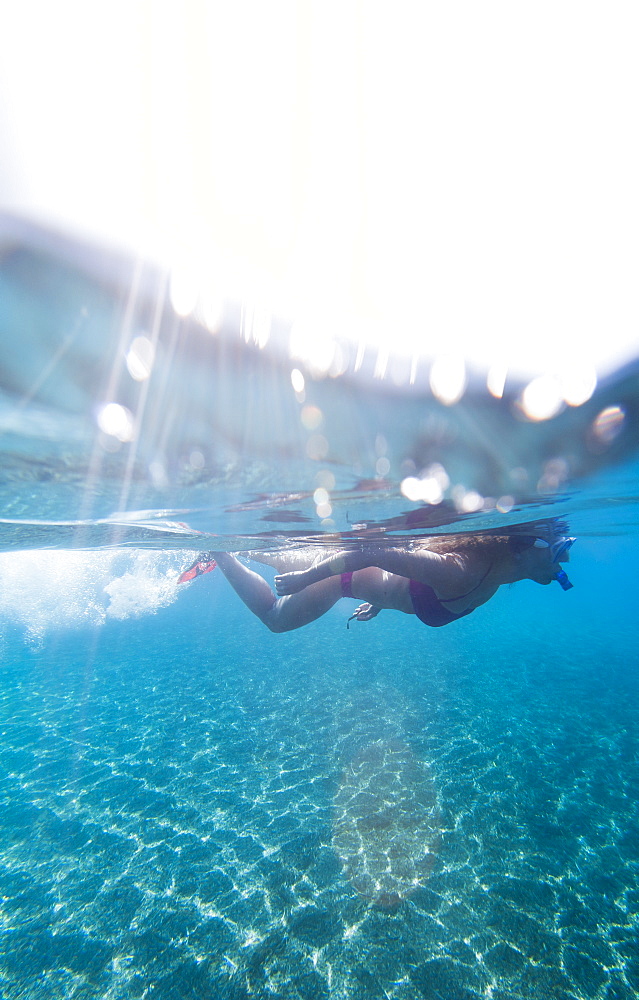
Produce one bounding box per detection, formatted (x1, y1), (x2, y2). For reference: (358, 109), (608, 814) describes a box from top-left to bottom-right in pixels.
(1, 1), (638, 381)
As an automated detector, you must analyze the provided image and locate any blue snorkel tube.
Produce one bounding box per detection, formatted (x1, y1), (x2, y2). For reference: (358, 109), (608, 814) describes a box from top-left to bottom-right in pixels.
(554, 567), (574, 591)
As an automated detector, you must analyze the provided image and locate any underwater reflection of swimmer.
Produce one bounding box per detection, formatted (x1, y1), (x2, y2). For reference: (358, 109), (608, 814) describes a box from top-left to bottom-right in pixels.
(184, 527), (574, 632)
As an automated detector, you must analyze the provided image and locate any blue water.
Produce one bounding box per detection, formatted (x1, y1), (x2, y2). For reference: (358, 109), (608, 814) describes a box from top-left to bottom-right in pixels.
(1, 220), (639, 998)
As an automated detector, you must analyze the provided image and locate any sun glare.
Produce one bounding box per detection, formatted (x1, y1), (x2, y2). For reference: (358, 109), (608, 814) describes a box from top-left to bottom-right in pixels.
(0, 3), (637, 382)
(97, 402), (134, 443)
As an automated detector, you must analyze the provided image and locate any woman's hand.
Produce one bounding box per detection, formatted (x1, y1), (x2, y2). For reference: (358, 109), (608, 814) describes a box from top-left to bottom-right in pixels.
(346, 603), (382, 627)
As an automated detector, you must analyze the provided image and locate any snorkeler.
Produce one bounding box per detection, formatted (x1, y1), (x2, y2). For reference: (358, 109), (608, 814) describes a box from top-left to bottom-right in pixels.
(184, 525), (574, 633)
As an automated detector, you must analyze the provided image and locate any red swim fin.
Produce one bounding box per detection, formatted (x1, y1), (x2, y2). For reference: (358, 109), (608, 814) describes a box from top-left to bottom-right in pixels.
(178, 553), (217, 584)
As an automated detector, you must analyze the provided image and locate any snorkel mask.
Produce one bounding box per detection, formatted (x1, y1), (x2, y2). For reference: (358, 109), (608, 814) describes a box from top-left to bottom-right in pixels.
(533, 536), (576, 590)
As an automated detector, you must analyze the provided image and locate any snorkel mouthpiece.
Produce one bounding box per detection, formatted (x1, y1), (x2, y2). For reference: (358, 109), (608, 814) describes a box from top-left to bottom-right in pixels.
(554, 568), (573, 591)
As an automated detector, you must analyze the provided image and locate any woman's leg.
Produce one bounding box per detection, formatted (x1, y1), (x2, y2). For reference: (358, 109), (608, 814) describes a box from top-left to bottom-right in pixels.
(274, 547), (411, 594)
(275, 545), (467, 596)
(243, 546), (328, 574)
(212, 552), (344, 632)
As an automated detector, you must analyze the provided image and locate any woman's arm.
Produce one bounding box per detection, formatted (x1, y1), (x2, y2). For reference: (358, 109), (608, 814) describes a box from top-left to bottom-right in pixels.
(275, 545), (476, 597)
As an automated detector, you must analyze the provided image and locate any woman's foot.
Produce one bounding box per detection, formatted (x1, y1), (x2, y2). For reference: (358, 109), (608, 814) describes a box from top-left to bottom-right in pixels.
(274, 569), (313, 595)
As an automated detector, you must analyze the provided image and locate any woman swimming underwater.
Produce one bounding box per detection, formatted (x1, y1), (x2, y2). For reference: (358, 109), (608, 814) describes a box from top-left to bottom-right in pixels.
(182, 525), (575, 633)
